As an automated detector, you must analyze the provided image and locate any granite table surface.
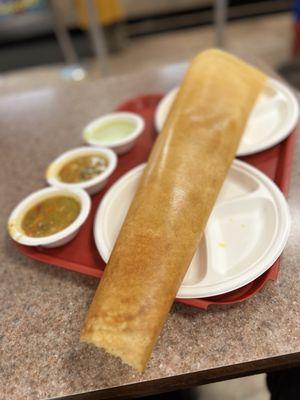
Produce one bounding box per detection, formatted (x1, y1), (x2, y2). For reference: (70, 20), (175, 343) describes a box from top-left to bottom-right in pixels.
(0, 63), (299, 400)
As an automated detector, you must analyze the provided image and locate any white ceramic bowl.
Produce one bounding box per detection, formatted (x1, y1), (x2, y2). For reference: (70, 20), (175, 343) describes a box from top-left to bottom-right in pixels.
(46, 147), (117, 195)
(8, 187), (91, 248)
(83, 112), (145, 155)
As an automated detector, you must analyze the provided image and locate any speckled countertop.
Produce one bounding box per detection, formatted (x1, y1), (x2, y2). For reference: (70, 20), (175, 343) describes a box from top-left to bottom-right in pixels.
(0, 63), (299, 400)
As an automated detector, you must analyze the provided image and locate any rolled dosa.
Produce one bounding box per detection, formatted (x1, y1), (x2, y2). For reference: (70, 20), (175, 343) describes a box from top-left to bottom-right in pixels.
(81, 49), (266, 371)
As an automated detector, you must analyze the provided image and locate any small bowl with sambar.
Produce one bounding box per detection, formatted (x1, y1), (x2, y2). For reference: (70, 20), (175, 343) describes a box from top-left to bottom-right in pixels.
(46, 147), (117, 195)
(7, 186), (91, 248)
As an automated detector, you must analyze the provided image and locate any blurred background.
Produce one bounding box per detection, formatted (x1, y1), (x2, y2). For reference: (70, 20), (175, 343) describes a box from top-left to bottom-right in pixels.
(0, 1), (297, 399)
(0, 0), (299, 94)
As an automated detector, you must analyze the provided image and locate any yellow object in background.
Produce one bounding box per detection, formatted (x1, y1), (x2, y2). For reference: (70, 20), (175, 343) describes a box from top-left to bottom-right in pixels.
(0, 0), (40, 15)
(75, 0), (124, 28)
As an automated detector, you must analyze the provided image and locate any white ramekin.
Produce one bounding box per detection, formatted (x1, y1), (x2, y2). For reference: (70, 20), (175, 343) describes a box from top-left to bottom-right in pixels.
(8, 186), (91, 248)
(83, 112), (145, 155)
(46, 147), (117, 195)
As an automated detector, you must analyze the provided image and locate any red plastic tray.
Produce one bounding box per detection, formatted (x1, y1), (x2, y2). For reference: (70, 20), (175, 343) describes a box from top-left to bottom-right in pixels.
(16, 94), (296, 310)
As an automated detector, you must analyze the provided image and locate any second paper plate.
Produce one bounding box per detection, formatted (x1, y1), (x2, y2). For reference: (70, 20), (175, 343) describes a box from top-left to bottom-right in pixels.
(155, 78), (299, 156)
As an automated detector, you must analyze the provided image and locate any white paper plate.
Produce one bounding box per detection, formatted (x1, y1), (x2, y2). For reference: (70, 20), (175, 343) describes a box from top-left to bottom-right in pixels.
(155, 78), (299, 156)
(94, 160), (290, 298)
